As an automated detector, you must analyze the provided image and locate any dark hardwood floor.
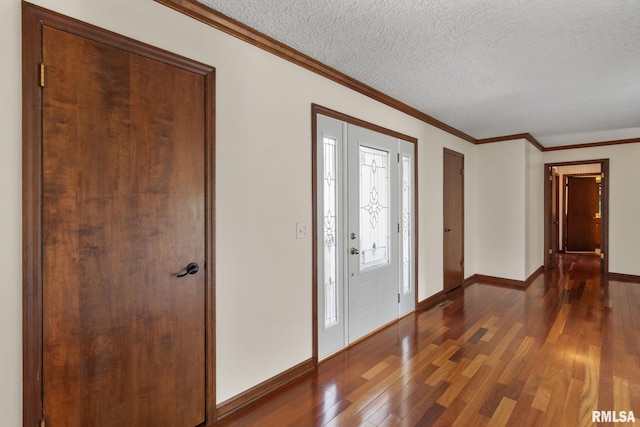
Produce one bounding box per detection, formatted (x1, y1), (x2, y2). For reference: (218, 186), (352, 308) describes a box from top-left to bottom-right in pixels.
(213, 254), (640, 426)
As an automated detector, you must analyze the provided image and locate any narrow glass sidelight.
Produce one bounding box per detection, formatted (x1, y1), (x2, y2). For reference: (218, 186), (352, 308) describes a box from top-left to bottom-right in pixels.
(323, 136), (339, 328)
(359, 146), (390, 270)
(401, 154), (412, 294)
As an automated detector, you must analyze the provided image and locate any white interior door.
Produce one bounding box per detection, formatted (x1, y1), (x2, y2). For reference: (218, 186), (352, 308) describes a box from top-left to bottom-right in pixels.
(317, 115), (415, 359)
(347, 125), (398, 342)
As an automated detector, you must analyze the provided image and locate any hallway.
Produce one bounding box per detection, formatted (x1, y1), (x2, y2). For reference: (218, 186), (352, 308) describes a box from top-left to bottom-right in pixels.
(215, 254), (640, 426)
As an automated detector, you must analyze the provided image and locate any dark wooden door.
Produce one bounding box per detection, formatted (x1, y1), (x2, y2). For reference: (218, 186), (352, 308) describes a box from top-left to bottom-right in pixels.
(566, 176), (599, 251)
(443, 149), (464, 292)
(548, 172), (560, 267)
(42, 26), (207, 426)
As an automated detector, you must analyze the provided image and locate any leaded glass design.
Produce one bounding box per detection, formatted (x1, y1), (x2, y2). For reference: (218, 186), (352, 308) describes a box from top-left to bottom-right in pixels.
(402, 155), (412, 294)
(359, 146), (390, 269)
(323, 137), (339, 327)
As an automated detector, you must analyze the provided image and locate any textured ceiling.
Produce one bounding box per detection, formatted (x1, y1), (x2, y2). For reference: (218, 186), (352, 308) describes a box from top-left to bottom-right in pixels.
(198, 0), (640, 147)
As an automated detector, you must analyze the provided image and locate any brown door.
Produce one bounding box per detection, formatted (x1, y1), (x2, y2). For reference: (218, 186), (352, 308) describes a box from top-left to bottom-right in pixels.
(554, 173), (560, 255)
(41, 26), (208, 426)
(548, 171), (560, 267)
(566, 176), (599, 251)
(443, 149), (464, 292)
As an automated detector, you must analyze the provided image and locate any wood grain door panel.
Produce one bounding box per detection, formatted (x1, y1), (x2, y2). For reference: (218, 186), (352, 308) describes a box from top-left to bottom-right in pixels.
(443, 149), (464, 292)
(566, 176), (599, 252)
(42, 26), (206, 426)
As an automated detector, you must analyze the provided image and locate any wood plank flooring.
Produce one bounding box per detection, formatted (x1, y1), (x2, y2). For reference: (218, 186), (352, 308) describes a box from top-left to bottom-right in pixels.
(213, 255), (640, 426)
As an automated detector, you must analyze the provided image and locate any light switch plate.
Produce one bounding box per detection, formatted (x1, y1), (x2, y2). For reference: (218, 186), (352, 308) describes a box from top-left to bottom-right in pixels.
(296, 222), (309, 239)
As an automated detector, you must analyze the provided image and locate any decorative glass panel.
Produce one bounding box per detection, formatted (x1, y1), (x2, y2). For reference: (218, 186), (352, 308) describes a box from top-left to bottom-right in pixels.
(359, 146), (390, 269)
(402, 155), (412, 294)
(323, 137), (339, 327)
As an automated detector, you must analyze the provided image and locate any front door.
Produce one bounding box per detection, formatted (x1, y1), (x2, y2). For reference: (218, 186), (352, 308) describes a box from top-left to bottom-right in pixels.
(316, 113), (415, 359)
(29, 15), (214, 426)
(346, 125), (399, 342)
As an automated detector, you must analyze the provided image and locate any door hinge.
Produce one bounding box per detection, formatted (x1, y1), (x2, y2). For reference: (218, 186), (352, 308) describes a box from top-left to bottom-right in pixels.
(398, 223), (400, 233)
(398, 293), (400, 303)
(39, 63), (45, 88)
(460, 168), (464, 176)
(40, 418), (45, 427)
(549, 249), (553, 255)
(549, 175), (553, 181)
(601, 172), (605, 179)
(397, 153), (401, 163)
(601, 252), (605, 259)
(460, 260), (464, 268)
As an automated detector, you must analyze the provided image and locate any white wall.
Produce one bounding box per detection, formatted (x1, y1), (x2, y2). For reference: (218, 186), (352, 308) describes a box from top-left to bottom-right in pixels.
(473, 139), (546, 282)
(525, 143), (544, 277)
(475, 140), (527, 281)
(0, 1), (23, 426)
(544, 145), (640, 276)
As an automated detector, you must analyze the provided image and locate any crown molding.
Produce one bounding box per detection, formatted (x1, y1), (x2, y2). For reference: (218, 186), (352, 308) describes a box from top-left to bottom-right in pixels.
(543, 137), (640, 151)
(155, 0), (640, 153)
(476, 133), (544, 151)
(477, 133), (640, 152)
(154, 0), (476, 144)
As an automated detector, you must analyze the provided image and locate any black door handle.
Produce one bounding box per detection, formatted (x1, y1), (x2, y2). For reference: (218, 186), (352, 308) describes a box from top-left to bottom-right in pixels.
(177, 262), (199, 277)
(444, 228), (452, 232)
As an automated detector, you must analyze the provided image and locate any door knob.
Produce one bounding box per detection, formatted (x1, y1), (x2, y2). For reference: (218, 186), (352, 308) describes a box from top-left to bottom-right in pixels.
(444, 228), (452, 232)
(350, 248), (360, 255)
(177, 262), (199, 277)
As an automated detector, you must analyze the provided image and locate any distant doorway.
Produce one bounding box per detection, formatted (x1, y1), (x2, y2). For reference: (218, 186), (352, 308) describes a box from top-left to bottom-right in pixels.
(544, 160), (609, 273)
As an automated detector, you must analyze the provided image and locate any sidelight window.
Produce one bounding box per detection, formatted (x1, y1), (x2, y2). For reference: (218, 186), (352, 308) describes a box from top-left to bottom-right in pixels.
(323, 137), (339, 327)
(401, 154), (412, 294)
